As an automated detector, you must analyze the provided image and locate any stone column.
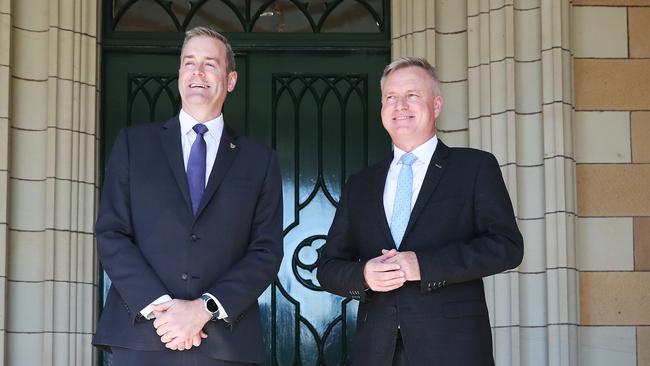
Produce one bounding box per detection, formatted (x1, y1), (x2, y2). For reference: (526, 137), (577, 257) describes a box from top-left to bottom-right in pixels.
(3, 0), (99, 365)
(391, 0), (579, 364)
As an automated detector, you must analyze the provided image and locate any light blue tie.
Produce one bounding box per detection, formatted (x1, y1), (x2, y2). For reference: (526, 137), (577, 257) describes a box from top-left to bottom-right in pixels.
(390, 153), (417, 248)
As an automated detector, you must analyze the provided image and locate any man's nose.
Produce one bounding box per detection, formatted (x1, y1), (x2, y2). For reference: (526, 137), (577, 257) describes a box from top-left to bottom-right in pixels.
(193, 64), (206, 75)
(395, 96), (408, 109)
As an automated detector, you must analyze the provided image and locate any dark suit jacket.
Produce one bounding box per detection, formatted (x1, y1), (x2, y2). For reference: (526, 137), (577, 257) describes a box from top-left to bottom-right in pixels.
(93, 116), (283, 364)
(317, 141), (523, 366)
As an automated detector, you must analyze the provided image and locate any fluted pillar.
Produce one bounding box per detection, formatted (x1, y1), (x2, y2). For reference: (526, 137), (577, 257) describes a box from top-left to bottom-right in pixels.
(391, 0), (578, 364)
(0, 0), (10, 362)
(3, 0), (99, 365)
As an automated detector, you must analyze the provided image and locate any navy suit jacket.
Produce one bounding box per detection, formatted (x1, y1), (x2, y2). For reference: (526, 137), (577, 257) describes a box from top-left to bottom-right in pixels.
(93, 116), (283, 364)
(317, 141), (523, 366)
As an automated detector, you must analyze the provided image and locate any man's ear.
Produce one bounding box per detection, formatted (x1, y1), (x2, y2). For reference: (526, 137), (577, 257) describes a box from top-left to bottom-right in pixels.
(227, 71), (238, 92)
(433, 95), (443, 119)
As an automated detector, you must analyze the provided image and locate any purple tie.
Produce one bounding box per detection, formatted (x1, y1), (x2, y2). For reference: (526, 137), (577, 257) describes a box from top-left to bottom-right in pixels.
(187, 123), (208, 215)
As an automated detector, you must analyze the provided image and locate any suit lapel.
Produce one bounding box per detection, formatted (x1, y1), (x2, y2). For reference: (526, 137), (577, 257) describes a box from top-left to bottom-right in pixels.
(404, 141), (450, 237)
(160, 116), (193, 215)
(371, 156), (395, 248)
(194, 127), (238, 218)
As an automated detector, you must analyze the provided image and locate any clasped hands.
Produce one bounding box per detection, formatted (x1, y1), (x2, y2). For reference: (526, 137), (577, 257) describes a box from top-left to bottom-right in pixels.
(151, 299), (211, 351)
(363, 249), (420, 292)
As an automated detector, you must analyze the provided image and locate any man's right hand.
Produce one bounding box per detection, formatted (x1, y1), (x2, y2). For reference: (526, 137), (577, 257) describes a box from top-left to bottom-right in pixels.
(363, 249), (406, 292)
(152, 300), (209, 351)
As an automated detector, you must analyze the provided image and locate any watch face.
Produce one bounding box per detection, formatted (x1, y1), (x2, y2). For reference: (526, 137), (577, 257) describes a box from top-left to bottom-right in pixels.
(206, 299), (219, 313)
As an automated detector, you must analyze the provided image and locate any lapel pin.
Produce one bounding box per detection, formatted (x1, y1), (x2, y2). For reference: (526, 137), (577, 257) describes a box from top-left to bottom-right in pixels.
(230, 143), (236, 149)
(435, 163), (442, 169)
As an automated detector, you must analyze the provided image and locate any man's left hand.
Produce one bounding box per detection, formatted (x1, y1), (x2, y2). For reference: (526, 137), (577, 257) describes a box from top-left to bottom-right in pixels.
(152, 299), (211, 350)
(381, 249), (421, 281)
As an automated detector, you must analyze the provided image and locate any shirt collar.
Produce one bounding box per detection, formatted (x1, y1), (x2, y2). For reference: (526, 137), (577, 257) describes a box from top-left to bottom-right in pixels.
(179, 109), (224, 138)
(393, 135), (438, 166)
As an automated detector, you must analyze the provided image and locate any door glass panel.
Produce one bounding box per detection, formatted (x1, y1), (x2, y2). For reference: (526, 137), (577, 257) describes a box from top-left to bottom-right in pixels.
(252, 0), (312, 33)
(321, 1), (381, 33)
(186, 1), (246, 32)
(110, 0), (385, 33)
(114, 0), (183, 31)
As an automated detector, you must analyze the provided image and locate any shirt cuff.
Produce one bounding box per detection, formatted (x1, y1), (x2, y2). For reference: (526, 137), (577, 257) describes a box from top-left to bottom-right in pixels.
(202, 292), (228, 320)
(140, 294), (172, 320)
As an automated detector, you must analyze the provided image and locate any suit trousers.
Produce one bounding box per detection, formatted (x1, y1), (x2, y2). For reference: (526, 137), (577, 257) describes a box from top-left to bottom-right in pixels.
(111, 347), (259, 366)
(392, 331), (410, 366)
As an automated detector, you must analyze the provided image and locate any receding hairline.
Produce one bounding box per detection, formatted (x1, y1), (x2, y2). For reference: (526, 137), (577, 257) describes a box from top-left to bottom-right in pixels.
(380, 57), (440, 95)
(181, 26), (236, 73)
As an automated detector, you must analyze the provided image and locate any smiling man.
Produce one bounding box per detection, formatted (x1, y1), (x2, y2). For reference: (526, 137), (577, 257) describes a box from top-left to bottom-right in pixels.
(317, 57), (524, 366)
(93, 27), (283, 366)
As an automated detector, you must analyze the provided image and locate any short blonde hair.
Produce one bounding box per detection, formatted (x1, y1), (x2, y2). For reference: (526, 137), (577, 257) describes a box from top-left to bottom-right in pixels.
(182, 26), (236, 73)
(380, 57), (440, 95)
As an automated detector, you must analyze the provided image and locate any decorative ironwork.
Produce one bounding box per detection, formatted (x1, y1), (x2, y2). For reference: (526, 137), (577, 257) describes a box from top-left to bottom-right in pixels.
(267, 72), (369, 365)
(110, 0), (385, 33)
(127, 74), (180, 125)
(292, 235), (326, 291)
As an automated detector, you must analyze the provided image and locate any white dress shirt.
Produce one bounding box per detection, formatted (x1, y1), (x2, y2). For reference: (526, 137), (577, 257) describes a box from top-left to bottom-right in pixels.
(179, 109), (223, 183)
(383, 135), (438, 225)
(139, 109), (227, 320)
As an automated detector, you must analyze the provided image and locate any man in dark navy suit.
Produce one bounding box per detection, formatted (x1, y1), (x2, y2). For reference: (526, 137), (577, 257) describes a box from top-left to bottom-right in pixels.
(317, 57), (523, 366)
(93, 26), (283, 365)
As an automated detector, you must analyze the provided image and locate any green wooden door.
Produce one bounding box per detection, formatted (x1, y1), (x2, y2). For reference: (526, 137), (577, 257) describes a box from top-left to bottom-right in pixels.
(100, 1), (390, 365)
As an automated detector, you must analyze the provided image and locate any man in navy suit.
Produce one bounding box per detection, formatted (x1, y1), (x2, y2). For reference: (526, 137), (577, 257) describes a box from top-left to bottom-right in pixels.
(317, 57), (523, 366)
(93, 26), (283, 365)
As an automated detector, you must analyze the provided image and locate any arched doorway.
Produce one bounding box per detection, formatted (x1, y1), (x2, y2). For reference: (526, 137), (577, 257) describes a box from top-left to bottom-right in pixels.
(100, 1), (390, 364)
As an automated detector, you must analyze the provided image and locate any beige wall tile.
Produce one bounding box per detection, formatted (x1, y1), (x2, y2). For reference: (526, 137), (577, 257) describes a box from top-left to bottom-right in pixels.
(437, 80), (469, 132)
(52, 29), (74, 81)
(575, 59), (650, 111)
(577, 164), (650, 216)
(0, 117), (7, 169)
(517, 164), (546, 218)
(12, 28), (48, 80)
(0, 0), (9, 13)
(635, 217), (650, 271)
(0, 224), (6, 276)
(7, 231), (45, 281)
(12, 0), (47, 31)
(8, 179), (46, 231)
(579, 326), (636, 366)
(0, 171), (5, 222)
(0, 14), (9, 65)
(0, 67), (8, 118)
(515, 62), (543, 113)
(6, 282), (44, 331)
(6, 333), (44, 366)
(629, 8), (650, 58)
(575, 111), (631, 163)
(632, 112), (650, 163)
(578, 217), (634, 271)
(574, 0), (650, 4)
(520, 273), (548, 326)
(581, 272), (650, 325)
(11, 128), (46, 180)
(12, 78), (48, 130)
(640, 326), (650, 366)
(573, 6), (628, 58)
(436, 0), (466, 33)
(436, 33), (468, 82)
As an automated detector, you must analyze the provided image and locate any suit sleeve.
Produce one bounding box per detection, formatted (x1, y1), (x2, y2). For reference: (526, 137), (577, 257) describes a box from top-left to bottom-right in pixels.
(416, 153), (524, 292)
(95, 129), (170, 321)
(317, 177), (369, 302)
(204, 151), (284, 321)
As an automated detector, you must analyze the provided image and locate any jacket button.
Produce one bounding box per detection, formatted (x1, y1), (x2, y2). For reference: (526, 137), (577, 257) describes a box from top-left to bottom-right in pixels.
(181, 273), (188, 280)
(191, 234), (198, 241)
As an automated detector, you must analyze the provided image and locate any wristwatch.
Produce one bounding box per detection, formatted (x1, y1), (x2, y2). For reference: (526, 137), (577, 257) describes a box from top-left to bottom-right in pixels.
(201, 294), (220, 321)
